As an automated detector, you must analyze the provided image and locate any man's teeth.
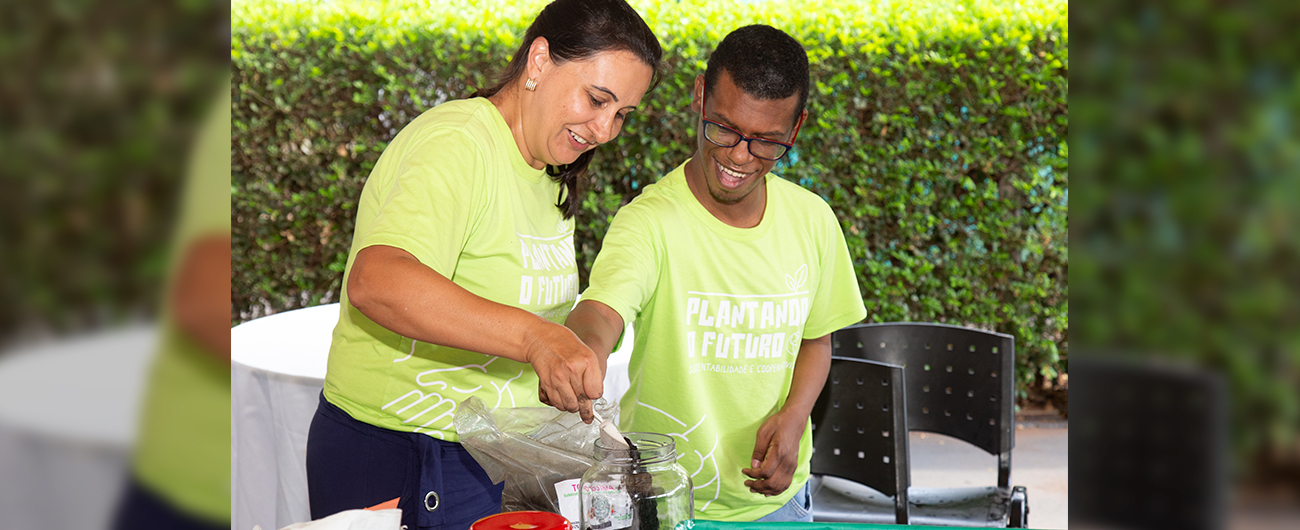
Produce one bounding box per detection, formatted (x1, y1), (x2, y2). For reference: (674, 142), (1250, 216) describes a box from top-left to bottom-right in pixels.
(569, 130), (590, 145)
(718, 163), (746, 179)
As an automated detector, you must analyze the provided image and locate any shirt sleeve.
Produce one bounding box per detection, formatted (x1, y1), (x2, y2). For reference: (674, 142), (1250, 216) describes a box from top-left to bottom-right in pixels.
(358, 129), (485, 277)
(581, 202), (661, 328)
(177, 83), (232, 241)
(802, 203), (867, 339)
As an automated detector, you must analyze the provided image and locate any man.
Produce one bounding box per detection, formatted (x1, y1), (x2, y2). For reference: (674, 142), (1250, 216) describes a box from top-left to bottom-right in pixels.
(566, 25), (866, 521)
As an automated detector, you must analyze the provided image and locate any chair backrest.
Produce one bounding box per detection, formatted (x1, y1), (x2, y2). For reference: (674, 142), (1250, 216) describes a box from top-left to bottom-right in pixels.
(810, 357), (910, 524)
(832, 322), (1016, 488)
(1071, 356), (1227, 530)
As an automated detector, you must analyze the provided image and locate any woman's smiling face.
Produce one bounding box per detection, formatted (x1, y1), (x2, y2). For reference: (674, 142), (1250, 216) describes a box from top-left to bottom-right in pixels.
(519, 44), (653, 168)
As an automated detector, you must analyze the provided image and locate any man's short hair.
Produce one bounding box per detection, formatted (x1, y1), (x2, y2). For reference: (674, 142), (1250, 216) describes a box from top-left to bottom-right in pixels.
(704, 24), (810, 127)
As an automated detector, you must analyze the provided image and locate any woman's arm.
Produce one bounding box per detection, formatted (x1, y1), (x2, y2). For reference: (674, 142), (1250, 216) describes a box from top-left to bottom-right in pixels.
(348, 244), (604, 421)
(171, 234), (232, 364)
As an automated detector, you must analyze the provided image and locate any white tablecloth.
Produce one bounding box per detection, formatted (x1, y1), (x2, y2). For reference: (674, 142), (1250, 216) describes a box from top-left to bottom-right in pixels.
(231, 303), (633, 530)
(0, 325), (157, 530)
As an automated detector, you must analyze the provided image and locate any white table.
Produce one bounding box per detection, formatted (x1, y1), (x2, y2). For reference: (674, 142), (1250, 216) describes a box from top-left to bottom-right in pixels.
(0, 325), (157, 530)
(231, 303), (633, 530)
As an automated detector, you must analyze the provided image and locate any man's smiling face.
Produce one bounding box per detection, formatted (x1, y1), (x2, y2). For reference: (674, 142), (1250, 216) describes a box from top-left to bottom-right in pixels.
(689, 70), (802, 209)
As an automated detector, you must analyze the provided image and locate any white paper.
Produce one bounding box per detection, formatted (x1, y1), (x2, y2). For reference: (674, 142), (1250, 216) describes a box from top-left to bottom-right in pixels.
(555, 478), (582, 525)
(276, 508), (401, 530)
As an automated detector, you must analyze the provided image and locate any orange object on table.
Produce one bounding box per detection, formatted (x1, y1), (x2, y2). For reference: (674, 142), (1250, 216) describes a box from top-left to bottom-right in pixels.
(469, 511), (570, 530)
(364, 497), (400, 511)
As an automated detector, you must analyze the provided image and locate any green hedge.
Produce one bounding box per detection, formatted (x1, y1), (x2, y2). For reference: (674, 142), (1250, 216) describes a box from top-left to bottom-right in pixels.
(0, 1), (226, 342)
(1073, 1), (1300, 473)
(232, 0), (1068, 398)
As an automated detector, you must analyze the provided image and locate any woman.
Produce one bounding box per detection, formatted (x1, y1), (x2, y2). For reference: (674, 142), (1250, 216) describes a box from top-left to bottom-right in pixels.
(305, 0), (661, 527)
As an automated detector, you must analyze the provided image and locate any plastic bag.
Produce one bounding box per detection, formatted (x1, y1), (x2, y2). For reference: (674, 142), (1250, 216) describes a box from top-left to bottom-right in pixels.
(453, 395), (617, 514)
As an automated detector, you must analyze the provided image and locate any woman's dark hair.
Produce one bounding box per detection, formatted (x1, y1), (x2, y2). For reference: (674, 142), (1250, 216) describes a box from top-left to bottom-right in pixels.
(704, 24), (810, 129)
(472, 0), (662, 219)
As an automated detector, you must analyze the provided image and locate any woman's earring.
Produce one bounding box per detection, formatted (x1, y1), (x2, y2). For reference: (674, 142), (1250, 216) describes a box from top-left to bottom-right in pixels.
(525, 78), (537, 92)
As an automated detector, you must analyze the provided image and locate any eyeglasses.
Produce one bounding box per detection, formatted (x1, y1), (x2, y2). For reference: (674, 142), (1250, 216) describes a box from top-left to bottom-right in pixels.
(700, 82), (804, 161)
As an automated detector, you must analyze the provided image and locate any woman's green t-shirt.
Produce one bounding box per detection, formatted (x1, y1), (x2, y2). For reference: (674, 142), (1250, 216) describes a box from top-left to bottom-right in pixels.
(323, 98), (578, 441)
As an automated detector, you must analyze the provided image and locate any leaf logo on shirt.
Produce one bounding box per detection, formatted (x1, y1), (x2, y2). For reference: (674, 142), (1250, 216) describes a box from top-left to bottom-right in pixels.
(785, 264), (808, 292)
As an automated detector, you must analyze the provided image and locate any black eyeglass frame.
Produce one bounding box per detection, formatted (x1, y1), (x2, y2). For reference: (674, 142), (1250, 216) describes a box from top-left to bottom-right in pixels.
(699, 81), (806, 161)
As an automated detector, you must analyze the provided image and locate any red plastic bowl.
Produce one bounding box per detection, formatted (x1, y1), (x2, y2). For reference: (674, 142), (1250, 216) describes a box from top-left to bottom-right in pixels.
(469, 511), (571, 530)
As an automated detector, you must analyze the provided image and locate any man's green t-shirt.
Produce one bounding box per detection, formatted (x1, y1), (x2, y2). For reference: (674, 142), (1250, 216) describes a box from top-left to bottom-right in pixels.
(581, 161), (867, 521)
(323, 98), (578, 440)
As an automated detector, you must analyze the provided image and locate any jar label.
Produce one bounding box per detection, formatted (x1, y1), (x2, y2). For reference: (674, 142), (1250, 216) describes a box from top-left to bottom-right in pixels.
(554, 478), (582, 525)
(581, 482), (633, 530)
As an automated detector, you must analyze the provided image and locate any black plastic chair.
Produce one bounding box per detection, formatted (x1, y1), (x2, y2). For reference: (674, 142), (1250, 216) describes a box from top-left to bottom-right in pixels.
(828, 322), (1029, 527)
(1071, 356), (1227, 530)
(809, 357), (910, 524)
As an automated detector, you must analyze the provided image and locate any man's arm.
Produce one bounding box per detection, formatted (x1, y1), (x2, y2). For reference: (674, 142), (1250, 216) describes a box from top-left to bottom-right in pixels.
(742, 333), (832, 496)
(563, 299), (626, 380)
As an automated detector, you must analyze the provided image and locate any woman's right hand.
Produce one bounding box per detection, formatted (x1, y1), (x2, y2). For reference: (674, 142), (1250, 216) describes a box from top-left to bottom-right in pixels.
(524, 320), (604, 423)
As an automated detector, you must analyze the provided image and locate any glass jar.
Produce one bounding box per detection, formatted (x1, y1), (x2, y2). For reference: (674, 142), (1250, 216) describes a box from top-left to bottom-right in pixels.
(579, 432), (693, 530)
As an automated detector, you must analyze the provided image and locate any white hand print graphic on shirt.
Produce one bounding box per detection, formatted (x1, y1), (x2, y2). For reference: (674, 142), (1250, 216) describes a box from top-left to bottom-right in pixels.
(636, 400), (722, 513)
(381, 354), (525, 437)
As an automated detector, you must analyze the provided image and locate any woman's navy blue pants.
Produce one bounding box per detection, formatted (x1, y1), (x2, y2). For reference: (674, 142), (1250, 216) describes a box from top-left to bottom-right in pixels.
(306, 393), (503, 530)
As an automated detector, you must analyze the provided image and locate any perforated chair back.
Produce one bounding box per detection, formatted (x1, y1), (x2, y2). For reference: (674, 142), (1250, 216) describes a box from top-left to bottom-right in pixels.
(832, 322), (1016, 489)
(1071, 356), (1227, 530)
(810, 357), (909, 524)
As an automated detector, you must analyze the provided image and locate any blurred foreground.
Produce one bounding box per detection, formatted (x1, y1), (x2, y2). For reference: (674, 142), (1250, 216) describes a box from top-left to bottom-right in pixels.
(0, 1), (229, 529)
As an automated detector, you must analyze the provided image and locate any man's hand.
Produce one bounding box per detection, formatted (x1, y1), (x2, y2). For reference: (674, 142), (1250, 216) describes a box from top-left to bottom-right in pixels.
(525, 320), (604, 423)
(743, 334), (831, 496)
(742, 408), (807, 496)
